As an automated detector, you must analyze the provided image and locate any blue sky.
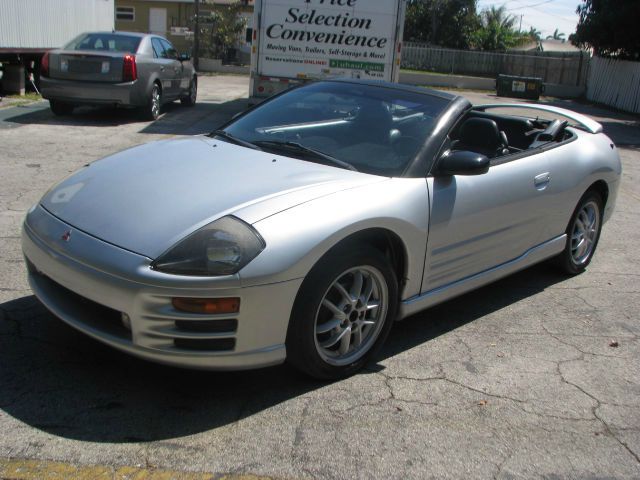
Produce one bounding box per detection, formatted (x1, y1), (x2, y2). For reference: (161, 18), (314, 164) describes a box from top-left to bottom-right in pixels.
(476, 0), (580, 38)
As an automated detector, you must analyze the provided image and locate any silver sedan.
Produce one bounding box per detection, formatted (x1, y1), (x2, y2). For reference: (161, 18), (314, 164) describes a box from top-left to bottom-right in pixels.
(40, 31), (197, 120)
(22, 80), (621, 379)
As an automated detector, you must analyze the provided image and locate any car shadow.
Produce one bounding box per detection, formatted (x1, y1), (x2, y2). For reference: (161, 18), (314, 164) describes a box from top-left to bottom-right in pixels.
(1, 98), (251, 135)
(0, 262), (566, 443)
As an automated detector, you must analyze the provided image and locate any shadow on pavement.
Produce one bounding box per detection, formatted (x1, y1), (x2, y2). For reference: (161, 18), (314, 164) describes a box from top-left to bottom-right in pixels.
(0, 99), (251, 135)
(0, 262), (566, 443)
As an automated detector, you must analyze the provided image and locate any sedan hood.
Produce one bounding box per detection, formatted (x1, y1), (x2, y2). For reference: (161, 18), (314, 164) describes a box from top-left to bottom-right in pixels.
(41, 137), (381, 258)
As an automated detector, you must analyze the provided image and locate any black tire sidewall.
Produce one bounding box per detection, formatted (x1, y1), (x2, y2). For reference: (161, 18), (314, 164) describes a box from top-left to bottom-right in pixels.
(559, 190), (604, 275)
(286, 246), (398, 380)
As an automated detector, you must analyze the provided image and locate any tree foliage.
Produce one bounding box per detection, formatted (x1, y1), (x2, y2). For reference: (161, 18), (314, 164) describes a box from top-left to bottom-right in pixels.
(404, 0), (480, 49)
(573, 0), (640, 59)
(198, 2), (246, 60)
(404, 1), (529, 51)
(472, 6), (529, 51)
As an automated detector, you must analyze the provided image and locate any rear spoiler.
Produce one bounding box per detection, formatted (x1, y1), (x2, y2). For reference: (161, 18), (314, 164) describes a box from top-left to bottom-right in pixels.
(473, 103), (603, 134)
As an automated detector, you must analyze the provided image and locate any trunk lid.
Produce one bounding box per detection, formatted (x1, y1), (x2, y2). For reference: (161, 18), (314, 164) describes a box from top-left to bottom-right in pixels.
(48, 50), (126, 82)
(40, 137), (380, 258)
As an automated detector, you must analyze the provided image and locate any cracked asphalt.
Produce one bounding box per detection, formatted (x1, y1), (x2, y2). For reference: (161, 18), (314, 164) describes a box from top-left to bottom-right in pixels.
(0, 75), (639, 479)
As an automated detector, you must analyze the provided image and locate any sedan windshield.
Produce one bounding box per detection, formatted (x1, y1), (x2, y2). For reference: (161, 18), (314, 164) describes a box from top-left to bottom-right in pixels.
(220, 82), (451, 176)
(64, 33), (141, 53)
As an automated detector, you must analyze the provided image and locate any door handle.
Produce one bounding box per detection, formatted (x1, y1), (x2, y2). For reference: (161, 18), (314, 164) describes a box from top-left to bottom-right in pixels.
(534, 172), (551, 190)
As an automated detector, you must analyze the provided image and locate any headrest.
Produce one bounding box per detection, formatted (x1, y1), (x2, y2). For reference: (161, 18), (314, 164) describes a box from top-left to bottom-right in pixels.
(459, 118), (502, 149)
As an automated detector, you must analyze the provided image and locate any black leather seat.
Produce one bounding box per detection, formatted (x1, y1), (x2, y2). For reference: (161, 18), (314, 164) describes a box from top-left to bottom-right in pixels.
(452, 118), (509, 158)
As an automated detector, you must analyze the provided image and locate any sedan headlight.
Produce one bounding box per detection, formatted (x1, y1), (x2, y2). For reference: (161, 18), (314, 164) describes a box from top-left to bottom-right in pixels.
(152, 216), (265, 276)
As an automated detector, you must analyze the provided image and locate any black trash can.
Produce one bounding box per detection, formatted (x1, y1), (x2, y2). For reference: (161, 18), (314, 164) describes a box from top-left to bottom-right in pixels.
(496, 74), (544, 100)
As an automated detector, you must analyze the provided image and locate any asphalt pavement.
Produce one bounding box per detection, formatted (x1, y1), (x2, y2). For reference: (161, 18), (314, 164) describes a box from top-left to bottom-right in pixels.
(0, 75), (638, 479)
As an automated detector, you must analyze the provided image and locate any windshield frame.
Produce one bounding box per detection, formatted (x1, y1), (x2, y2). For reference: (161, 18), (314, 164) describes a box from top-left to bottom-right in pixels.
(213, 80), (458, 178)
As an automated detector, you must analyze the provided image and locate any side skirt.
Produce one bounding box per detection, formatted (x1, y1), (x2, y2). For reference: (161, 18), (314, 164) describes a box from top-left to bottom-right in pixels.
(399, 234), (566, 319)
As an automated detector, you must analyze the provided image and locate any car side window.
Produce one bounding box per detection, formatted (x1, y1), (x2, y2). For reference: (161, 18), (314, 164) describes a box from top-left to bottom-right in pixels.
(151, 38), (166, 59)
(160, 39), (178, 60)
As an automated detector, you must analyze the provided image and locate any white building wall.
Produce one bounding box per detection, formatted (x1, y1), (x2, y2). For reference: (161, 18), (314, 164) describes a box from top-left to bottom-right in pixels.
(0, 0), (115, 49)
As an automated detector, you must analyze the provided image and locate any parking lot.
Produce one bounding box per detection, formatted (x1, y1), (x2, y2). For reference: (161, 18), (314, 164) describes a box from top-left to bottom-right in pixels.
(0, 75), (639, 479)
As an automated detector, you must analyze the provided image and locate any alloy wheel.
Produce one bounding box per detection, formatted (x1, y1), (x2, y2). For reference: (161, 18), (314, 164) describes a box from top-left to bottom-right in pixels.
(570, 200), (600, 265)
(314, 266), (388, 366)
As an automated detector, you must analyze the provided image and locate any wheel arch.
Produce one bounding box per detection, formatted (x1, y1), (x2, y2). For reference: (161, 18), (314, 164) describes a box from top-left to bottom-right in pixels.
(586, 179), (609, 207)
(319, 228), (408, 293)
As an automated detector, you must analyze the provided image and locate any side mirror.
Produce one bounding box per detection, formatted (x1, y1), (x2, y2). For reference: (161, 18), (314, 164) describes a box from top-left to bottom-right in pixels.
(179, 52), (191, 62)
(437, 150), (489, 176)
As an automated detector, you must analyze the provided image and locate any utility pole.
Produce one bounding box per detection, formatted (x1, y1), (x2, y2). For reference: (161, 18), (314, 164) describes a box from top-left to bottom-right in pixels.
(193, 0), (200, 70)
(519, 14), (523, 33)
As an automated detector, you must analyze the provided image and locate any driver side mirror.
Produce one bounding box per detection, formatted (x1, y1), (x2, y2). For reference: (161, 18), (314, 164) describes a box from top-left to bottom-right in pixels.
(436, 150), (490, 176)
(179, 52), (191, 62)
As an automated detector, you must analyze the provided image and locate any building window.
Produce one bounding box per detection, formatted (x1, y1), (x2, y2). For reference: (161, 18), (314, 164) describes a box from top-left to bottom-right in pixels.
(116, 6), (135, 21)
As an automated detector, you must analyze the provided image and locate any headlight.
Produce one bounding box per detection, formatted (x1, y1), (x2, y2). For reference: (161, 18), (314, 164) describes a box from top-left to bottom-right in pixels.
(152, 216), (265, 276)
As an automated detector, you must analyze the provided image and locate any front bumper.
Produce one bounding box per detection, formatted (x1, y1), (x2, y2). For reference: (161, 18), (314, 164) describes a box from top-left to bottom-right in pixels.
(40, 76), (144, 106)
(22, 205), (302, 370)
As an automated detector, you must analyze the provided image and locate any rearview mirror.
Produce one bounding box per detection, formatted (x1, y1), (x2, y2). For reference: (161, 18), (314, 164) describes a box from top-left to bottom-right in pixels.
(437, 150), (489, 176)
(179, 52), (191, 62)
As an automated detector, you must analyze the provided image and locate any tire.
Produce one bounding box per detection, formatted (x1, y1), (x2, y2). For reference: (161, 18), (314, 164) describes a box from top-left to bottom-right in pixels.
(142, 83), (161, 121)
(556, 190), (604, 275)
(181, 77), (197, 106)
(49, 100), (74, 116)
(286, 245), (398, 380)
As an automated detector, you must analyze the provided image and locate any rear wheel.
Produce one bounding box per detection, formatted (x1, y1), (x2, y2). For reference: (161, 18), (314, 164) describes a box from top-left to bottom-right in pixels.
(49, 100), (74, 116)
(556, 190), (603, 275)
(286, 245), (398, 379)
(181, 77), (197, 106)
(143, 84), (161, 120)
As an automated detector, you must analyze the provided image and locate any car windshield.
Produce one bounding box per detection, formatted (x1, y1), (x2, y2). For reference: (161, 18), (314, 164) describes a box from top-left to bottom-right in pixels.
(64, 33), (141, 53)
(220, 82), (451, 176)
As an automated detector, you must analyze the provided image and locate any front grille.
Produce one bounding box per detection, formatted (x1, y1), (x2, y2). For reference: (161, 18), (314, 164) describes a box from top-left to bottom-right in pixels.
(175, 318), (238, 333)
(173, 338), (236, 351)
(33, 271), (131, 341)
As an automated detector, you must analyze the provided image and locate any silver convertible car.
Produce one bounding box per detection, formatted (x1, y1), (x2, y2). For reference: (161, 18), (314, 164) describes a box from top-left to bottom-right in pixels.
(40, 31), (197, 120)
(22, 80), (621, 379)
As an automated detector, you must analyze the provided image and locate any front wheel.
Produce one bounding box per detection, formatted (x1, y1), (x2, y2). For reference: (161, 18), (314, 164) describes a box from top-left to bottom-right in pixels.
(286, 246), (398, 379)
(556, 190), (603, 275)
(181, 77), (197, 106)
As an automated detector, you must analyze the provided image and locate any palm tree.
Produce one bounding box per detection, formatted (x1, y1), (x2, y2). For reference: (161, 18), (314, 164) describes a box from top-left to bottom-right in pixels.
(474, 6), (527, 51)
(547, 28), (566, 41)
(528, 27), (541, 41)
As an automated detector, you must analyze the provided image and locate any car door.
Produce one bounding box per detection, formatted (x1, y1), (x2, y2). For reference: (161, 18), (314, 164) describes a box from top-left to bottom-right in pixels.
(150, 38), (177, 98)
(422, 149), (555, 292)
(159, 38), (183, 97)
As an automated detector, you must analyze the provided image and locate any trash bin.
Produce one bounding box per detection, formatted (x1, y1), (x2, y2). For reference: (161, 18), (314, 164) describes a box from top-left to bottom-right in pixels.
(496, 74), (544, 100)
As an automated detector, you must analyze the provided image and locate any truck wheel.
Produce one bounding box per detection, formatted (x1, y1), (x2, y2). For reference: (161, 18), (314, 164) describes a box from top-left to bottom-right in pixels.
(50, 100), (74, 116)
(181, 77), (197, 106)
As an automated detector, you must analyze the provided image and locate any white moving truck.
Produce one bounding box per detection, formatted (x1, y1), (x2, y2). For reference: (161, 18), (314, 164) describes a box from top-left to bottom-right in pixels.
(249, 0), (406, 99)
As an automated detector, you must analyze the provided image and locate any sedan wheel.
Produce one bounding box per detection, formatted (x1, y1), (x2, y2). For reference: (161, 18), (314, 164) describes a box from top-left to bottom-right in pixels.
(144, 84), (161, 121)
(557, 190), (603, 275)
(287, 245), (398, 379)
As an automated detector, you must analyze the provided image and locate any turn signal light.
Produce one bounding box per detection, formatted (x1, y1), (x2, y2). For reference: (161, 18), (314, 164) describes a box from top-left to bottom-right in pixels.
(172, 297), (240, 314)
(123, 54), (137, 82)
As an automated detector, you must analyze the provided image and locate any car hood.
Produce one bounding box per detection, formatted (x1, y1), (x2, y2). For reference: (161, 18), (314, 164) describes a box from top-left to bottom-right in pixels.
(40, 137), (382, 258)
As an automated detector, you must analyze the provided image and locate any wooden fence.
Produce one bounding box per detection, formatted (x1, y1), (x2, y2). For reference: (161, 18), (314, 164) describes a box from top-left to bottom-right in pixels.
(586, 56), (640, 114)
(401, 43), (589, 87)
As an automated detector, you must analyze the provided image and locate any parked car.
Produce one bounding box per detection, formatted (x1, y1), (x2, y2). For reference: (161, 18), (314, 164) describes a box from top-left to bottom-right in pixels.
(22, 80), (621, 379)
(40, 31), (197, 119)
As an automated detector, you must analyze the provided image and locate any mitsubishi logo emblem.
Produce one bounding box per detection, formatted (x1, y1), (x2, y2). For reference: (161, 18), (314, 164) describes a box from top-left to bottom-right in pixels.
(61, 230), (72, 242)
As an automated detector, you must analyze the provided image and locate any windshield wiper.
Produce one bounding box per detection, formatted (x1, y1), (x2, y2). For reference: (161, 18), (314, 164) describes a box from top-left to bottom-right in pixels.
(211, 130), (262, 151)
(254, 140), (358, 172)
